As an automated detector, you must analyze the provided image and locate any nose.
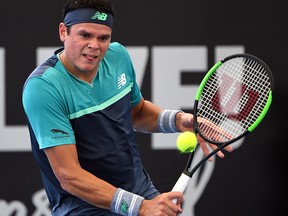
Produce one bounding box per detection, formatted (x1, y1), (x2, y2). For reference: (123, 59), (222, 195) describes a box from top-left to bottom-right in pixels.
(88, 38), (100, 50)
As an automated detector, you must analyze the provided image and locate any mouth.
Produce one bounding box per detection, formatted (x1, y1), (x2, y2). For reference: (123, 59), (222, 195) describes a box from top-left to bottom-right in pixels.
(83, 53), (97, 60)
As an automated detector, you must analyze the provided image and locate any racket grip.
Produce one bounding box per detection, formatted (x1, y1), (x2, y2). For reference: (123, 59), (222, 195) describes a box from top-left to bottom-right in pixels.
(171, 173), (190, 204)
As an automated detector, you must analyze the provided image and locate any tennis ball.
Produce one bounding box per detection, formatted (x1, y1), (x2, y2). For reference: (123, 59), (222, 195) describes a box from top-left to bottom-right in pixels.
(176, 131), (197, 153)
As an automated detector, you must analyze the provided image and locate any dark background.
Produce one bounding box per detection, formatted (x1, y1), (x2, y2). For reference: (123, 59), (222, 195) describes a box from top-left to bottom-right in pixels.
(0, 0), (287, 215)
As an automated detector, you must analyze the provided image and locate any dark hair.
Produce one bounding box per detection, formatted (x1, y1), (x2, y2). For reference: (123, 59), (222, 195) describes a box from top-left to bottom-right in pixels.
(62, 0), (115, 20)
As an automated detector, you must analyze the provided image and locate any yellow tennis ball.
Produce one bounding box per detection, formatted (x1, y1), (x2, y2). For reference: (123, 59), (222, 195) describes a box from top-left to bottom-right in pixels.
(176, 131), (197, 153)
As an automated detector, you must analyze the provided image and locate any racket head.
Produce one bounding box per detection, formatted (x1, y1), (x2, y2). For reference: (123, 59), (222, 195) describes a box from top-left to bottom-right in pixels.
(193, 54), (273, 145)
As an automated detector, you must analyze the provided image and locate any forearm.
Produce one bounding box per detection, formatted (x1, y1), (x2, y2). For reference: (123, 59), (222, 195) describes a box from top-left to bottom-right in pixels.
(132, 99), (192, 133)
(65, 172), (145, 215)
(132, 100), (161, 133)
(57, 165), (117, 210)
(45, 145), (117, 210)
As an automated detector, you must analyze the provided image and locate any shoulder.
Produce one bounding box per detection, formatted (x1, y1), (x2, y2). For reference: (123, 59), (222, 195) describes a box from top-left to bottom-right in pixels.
(23, 58), (67, 107)
(103, 43), (134, 71)
(107, 42), (129, 57)
(109, 42), (126, 51)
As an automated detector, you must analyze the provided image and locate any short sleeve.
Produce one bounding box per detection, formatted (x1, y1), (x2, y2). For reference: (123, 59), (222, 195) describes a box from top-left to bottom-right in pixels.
(22, 77), (76, 149)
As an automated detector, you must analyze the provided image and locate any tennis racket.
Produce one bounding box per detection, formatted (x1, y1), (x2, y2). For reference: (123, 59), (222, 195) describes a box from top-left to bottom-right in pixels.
(172, 53), (274, 198)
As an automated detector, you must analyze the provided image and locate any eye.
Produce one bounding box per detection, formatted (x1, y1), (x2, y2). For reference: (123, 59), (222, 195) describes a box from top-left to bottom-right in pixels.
(99, 35), (110, 42)
(81, 33), (91, 38)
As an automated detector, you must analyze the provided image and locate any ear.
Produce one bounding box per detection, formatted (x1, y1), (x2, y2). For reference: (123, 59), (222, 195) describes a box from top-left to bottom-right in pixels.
(59, 23), (67, 42)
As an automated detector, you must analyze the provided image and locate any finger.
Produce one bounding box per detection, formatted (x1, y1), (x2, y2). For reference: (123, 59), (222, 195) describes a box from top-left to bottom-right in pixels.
(198, 139), (212, 161)
(166, 192), (183, 214)
(167, 191), (183, 201)
(224, 144), (233, 152)
(209, 144), (225, 158)
(198, 117), (233, 141)
(197, 136), (213, 160)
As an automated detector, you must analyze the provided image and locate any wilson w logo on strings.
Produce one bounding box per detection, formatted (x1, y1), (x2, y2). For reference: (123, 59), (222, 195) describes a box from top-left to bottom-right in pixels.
(211, 74), (259, 121)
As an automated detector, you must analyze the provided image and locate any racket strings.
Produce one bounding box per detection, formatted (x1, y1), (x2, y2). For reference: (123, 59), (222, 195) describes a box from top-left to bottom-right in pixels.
(197, 56), (271, 142)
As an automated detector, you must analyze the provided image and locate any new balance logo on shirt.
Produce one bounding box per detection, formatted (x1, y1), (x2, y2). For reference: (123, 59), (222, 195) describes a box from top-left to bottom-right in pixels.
(117, 73), (126, 89)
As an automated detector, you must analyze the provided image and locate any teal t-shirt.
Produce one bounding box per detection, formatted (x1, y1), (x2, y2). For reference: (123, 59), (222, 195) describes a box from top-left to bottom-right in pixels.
(23, 42), (141, 149)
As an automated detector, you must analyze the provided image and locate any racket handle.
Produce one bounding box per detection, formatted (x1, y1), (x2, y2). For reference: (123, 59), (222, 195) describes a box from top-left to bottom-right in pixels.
(171, 173), (190, 204)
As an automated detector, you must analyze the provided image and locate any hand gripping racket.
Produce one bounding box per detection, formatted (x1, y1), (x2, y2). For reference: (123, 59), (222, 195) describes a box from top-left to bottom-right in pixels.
(172, 53), (274, 198)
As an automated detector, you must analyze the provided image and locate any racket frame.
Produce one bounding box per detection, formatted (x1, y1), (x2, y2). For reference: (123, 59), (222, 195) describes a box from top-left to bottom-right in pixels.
(194, 53), (273, 144)
(172, 53), (274, 193)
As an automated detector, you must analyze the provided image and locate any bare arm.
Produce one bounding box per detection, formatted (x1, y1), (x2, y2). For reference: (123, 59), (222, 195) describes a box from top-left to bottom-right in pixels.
(131, 98), (162, 133)
(131, 98), (194, 133)
(44, 144), (116, 210)
(131, 98), (233, 159)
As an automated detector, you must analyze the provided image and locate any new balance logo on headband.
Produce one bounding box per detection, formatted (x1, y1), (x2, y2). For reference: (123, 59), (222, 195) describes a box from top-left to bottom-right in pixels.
(91, 12), (108, 21)
(64, 9), (113, 29)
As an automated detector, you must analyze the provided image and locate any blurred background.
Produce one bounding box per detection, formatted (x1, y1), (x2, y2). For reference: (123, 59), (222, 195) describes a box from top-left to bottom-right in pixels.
(0, 0), (287, 215)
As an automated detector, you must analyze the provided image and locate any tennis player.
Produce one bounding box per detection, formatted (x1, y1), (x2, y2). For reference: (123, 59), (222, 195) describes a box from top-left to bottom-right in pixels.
(22, 0), (232, 215)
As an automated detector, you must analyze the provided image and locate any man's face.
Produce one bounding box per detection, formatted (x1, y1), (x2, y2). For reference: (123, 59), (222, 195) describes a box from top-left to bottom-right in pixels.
(59, 22), (112, 79)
